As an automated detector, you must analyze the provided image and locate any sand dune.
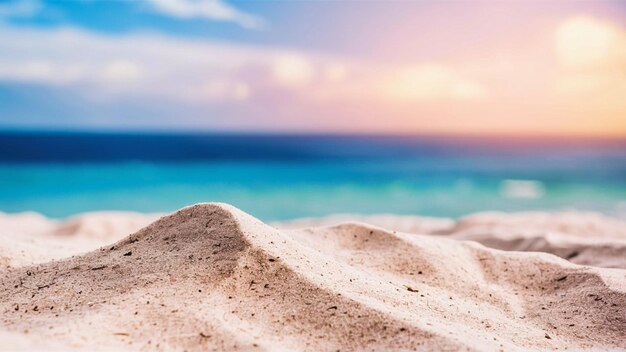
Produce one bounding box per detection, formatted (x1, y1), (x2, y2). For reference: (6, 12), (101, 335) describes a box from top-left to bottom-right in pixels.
(277, 211), (626, 269)
(0, 211), (159, 269)
(1, 203), (625, 351)
(4, 209), (625, 269)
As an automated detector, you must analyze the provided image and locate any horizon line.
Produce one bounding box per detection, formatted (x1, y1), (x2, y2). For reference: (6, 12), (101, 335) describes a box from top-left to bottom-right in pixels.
(1, 126), (626, 142)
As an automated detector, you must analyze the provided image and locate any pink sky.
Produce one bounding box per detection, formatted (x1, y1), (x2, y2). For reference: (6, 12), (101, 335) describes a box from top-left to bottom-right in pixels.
(0, 1), (625, 137)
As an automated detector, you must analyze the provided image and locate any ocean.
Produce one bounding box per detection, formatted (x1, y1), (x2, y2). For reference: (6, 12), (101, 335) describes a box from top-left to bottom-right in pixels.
(1, 131), (625, 220)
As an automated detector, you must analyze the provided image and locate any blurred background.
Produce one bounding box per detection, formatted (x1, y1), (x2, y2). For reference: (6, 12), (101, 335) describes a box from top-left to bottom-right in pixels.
(0, 0), (625, 220)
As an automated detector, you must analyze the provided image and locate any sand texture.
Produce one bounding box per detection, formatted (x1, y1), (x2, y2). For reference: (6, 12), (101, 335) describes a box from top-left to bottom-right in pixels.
(1, 204), (625, 351)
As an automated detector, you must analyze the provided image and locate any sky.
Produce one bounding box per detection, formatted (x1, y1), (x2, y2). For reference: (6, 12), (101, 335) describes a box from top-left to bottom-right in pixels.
(0, 0), (625, 137)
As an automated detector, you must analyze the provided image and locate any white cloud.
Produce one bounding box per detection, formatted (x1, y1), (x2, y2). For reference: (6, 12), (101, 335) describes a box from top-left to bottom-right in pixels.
(0, 24), (347, 103)
(554, 16), (626, 106)
(0, 0), (41, 18)
(199, 80), (250, 101)
(0, 22), (490, 108)
(381, 64), (487, 102)
(556, 16), (625, 71)
(148, 0), (267, 29)
(100, 60), (142, 85)
(0, 24), (278, 102)
(272, 54), (314, 87)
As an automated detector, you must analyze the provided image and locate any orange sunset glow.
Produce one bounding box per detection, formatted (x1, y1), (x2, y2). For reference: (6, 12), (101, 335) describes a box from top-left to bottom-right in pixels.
(272, 15), (626, 137)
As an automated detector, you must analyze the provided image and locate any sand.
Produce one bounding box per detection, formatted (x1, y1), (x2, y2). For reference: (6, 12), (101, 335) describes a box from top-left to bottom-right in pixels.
(0, 211), (160, 269)
(1, 204), (625, 351)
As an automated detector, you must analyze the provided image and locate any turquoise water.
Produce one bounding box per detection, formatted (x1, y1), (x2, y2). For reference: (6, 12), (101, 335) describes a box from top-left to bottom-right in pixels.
(1, 160), (625, 220)
(1, 132), (625, 220)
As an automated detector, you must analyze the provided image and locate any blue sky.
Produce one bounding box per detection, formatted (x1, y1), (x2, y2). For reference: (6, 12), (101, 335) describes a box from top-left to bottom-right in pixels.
(7, 1), (625, 59)
(0, 0), (625, 135)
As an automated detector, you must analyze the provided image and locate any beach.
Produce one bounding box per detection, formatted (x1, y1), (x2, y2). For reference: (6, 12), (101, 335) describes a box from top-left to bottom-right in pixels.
(1, 203), (625, 351)
(2, 0), (626, 350)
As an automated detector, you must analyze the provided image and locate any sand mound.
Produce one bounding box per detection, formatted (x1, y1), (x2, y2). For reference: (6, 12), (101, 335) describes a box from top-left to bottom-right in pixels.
(4, 209), (624, 270)
(449, 211), (626, 239)
(0, 211), (158, 269)
(446, 229), (626, 269)
(51, 211), (160, 240)
(275, 214), (454, 235)
(440, 212), (626, 269)
(276, 211), (626, 269)
(1, 203), (625, 351)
